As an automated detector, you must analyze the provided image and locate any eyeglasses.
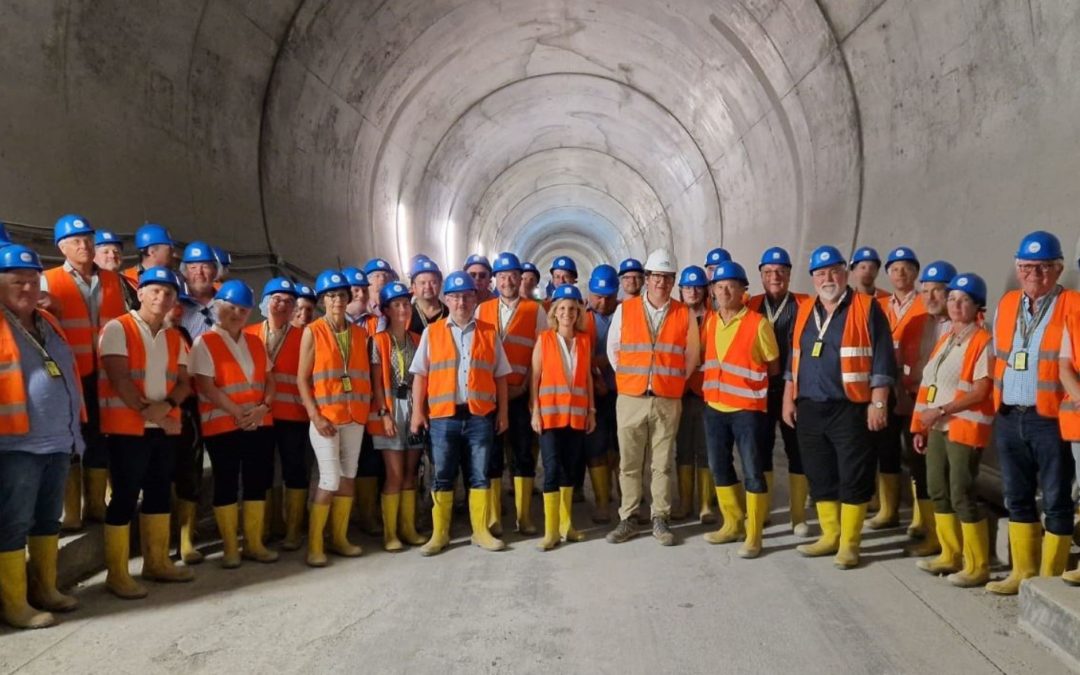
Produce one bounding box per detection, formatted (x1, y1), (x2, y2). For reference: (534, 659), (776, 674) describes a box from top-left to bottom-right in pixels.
(647, 274), (676, 284)
(1016, 262), (1053, 275)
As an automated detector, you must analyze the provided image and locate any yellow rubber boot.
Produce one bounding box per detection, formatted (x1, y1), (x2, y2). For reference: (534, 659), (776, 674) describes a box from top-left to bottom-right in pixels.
(906, 500), (942, 558)
(1041, 532), (1071, 577)
(915, 512), (961, 574)
(469, 488), (506, 551)
(26, 536), (78, 612)
(559, 487), (584, 542)
(671, 466), (693, 520)
(306, 502), (330, 567)
(328, 496), (362, 557)
(704, 485), (745, 544)
(762, 471), (774, 523)
(834, 502), (869, 569)
(948, 520), (990, 587)
(213, 504), (242, 569)
(61, 464), (83, 532)
(0, 550), (56, 629)
(868, 473), (900, 529)
(241, 502), (279, 563)
(382, 493), (403, 552)
(421, 491), (453, 556)
(514, 477), (537, 535)
(398, 489), (428, 546)
(139, 514), (194, 582)
(538, 493), (561, 551)
(104, 524), (148, 599)
(797, 501), (841, 557)
(589, 465), (612, 523)
(175, 499), (203, 564)
(281, 489), (307, 551)
(488, 478), (503, 537)
(986, 522), (1042, 595)
(907, 480), (926, 538)
(698, 468), (717, 524)
(739, 492), (768, 559)
(354, 476), (381, 535)
(83, 468), (109, 523)
(789, 474), (810, 537)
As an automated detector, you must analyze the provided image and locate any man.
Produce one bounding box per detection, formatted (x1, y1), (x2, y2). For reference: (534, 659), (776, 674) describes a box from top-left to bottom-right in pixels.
(704, 247), (731, 279)
(409, 257), (448, 332)
(464, 254), (494, 303)
(605, 249), (700, 546)
(409, 271), (511, 555)
(849, 246), (891, 299)
(520, 262), (541, 301)
(672, 265), (713, 523)
(618, 258), (644, 299)
(0, 245), (83, 629)
(550, 256), (578, 287)
(782, 245), (896, 569)
(122, 223), (175, 289)
(363, 258), (395, 316)
(292, 283), (317, 328)
(42, 214), (130, 530)
(748, 246), (811, 536)
(986, 231), (1079, 595)
(583, 264), (619, 522)
(178, 241), (220, 341)
(343, 267), (379, 335)
(477, 253), (548, 536)
(93, 231), (123, 272)
(700, 261), (779, 558)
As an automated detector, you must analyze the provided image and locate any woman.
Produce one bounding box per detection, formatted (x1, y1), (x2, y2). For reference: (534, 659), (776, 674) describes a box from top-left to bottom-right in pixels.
(530, 284), (596, 551)
(911, 272), (994, 587)
(297, 270), (383, 567)
(368, 281), (427, 551)
(189, 280), (278, 568)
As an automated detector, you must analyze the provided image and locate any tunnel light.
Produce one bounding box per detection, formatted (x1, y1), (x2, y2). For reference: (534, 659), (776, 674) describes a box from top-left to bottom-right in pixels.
(396, 201), (410, 271)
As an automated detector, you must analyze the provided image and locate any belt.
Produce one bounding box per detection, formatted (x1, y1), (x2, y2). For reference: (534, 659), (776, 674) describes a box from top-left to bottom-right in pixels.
(453, 404), (471, 419)
(999, 404), (1034, 415)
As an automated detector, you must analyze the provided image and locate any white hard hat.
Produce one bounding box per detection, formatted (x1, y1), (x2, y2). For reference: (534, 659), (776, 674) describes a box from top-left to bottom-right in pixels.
(643, 249), (677, 274)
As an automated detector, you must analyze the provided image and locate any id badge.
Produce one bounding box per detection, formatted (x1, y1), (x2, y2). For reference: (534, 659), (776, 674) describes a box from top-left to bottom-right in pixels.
(341, 376), (353, 393)
(1013, 351), (1028, 372)
(44, 360), (62, 378)
(811, 340), (823, 358)
(926, 385), (937, 404)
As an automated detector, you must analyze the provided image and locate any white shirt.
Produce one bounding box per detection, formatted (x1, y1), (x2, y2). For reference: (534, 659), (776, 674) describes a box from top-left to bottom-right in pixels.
(189, 325), (270, 382)
(555, 331), (578, 379)
(41, 261), (102, 327)
(476, 296), (550, 335)
(99, 310), (190, 428)
(409, 317), (513, 405)
(606, 295), (701, 382)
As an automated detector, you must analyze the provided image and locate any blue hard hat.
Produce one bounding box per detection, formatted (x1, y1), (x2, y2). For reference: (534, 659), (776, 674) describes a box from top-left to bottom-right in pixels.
(618, 258), (644, 276)
(810, 245), (846, 273)
(947, 273), (987, 308)
(363, 257), (393, 275)
(443, 270), (477, 294)
(550, 284), (583, 303)
(885, 246), (920, 271)
(214, 280), (254, 308)
(409, 254), (431, 268)
(315, 269), (351, 296)
(341, 266), (369, 287)
(919, 260), (957, 284)
(463, 254), (491, 272)
(705, 247), (731, 266)
(261, 277), (298, 298)
(410, 257), (442, 280)
(679, 265), (709, 287)
(849, 246), (881, 268)
(135, 223), (173, 250)
(521, 262), (540, 278)
(1016, 230), (1064, 261)
(53, 214), (94, 244)
(95, 230), (122, 248)
(710, 261), (749, 285)
(212, 246), (232, 268)
(297, 283), (316, 300)
(588, 264), (619, 296)
(138, 266), (181, 291)
(759, 246), (792, 269)
(492, 252), (523, 274)
(0, 245), (43, 272)
(0, 223), (11, 246)
(379, 281), (412, 308)
(182, 241), (217, 264)
(550, 256), (578, 275)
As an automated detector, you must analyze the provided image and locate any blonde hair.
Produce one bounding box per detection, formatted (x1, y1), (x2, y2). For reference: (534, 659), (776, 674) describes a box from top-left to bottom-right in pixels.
(546, 298), (586, 332)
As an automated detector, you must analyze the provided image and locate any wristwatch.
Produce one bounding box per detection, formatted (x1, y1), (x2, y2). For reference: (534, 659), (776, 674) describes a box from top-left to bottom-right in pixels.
(872, 401), (886, 410)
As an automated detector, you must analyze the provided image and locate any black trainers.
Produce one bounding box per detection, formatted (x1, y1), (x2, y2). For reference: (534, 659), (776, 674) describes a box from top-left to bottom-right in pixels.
(605, 519), (638, 544)
(652, 517), (675, 546)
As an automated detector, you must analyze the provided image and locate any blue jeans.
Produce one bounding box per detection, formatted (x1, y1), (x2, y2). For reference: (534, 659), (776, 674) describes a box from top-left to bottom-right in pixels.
(540, 427), (585, 492)
(703, 407), (767, 494)
(0, 451), (69, 552)
(995, 407), (1075, 535)
(430, 413), (494, 492)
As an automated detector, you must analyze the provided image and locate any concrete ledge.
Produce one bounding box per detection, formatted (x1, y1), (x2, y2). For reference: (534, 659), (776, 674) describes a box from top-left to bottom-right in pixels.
(57, 525), (105, 590)
(1019, 577), (1080, 672)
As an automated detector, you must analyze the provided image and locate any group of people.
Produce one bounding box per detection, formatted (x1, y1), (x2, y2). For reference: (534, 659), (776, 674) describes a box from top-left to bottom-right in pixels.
(1, 214), (1079, 632)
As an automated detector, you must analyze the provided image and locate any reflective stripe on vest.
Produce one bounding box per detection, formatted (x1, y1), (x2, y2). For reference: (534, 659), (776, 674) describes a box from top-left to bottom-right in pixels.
(196, 331), (272, 436)
(427, 319), (498, 418)
(367, 330), (421, 435)
(701, 310), (769, 411)
(99, 313), (182, 436)
(477, 298), (538, 388)
(791, 293), (874, 403)
(44, 267), (127, 376)
(911, 328), (995, 447)
(0, 311), (71, 434)
(538, 330), (591, 430)
(614, 296), (689, 398)
(245, 323), (307, 422)
(308, 319), (372, 426)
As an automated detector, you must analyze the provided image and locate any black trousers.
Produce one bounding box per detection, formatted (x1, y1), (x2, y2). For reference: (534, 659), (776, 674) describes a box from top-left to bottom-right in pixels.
(489, 395), (535, 479)
(273, 419), (313, 489)
(204, 427), (274, 506)
(540, 427), (585, 492)
(796, 399), (876, 504)
(356, 430), (384, 480)
(105, 430), (176, 525)
(762, 383), (803, 474)
(870, 409), (903, 474)
(79, 372), (108, 470)
(172, 399), (204, 501)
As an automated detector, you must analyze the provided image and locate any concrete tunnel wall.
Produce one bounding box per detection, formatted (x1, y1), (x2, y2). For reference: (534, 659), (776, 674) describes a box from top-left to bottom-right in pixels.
(1, 0), (1079, 294)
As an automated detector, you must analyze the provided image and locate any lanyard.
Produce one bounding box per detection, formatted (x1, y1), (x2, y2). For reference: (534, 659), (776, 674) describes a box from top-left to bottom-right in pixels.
(2, 308), (64, 378)
(324, 318), (351, 367)
(765, 293), (790, 324)
(930, 325), (975, 385)
(1016, 286), (1059, 350)
(812, 290), (848, 340)
(390, 334), (408, 381)
(263, 322), (290, 364)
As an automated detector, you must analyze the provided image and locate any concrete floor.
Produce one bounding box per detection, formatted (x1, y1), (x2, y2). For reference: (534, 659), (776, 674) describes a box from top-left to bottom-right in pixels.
(1, 477), (1072, 675)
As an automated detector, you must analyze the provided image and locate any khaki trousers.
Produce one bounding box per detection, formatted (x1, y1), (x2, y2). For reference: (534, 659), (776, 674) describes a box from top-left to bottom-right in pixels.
(616, 395), (682, 521)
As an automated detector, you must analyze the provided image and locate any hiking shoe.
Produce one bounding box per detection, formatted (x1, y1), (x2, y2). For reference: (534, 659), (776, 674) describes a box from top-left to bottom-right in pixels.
(652, 517), (675, 546)
(605, 519), (638, 544)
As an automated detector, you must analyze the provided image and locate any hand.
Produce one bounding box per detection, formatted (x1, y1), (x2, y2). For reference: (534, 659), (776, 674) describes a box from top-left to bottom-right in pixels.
(410, 411), (428, 436)
(531, 410), (542, 435)
(383, 413), (397, 438)
(918, 407), (947, 429)
(313, 413), (337, 438)
(495, 411), (509, 435)
(868, 405), (888, 432)
(160, 417), (182, 436)
(594, 378), (609, 397)
(586, 411), (597, 435)
(913, 433), (927, 454)
(141, 401), (173, 424)
(782, 397), (797, 427)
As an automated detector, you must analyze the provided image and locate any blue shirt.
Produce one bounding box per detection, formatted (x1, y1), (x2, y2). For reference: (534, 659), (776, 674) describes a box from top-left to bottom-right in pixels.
(181, 300), (217, 340)
(589, 309), (616, 390)
(997, 289), (1059, 406)
(0, 313), (85, 456)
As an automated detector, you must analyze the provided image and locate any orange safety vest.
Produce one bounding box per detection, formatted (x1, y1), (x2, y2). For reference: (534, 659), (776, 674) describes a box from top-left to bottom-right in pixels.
(685, 311), (710, 397)
(747, 292), (811, 314)
(880, 293), (929, 390)
(701, 310), (770, 411)
(992, 288), (1080, 418)
(121, 266), (139, 289)
(791, 292), (874, 403)
(308, 319), (372, 425)
(477, 298), (539, 388)
(44, 266), (127, 376)
(245, 322), (307, 422)
(196, 331), (273, 436)
(98, 313), (183, 436)
(367, 330), (420, 434)
(0, 310), (79, 434)
(537, 329), (591, 430)
(911, 328), (995, 447)
(615, 296), (690, 399)
(1061, 312), (1080, 440)
(426, 319), (499, 418)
